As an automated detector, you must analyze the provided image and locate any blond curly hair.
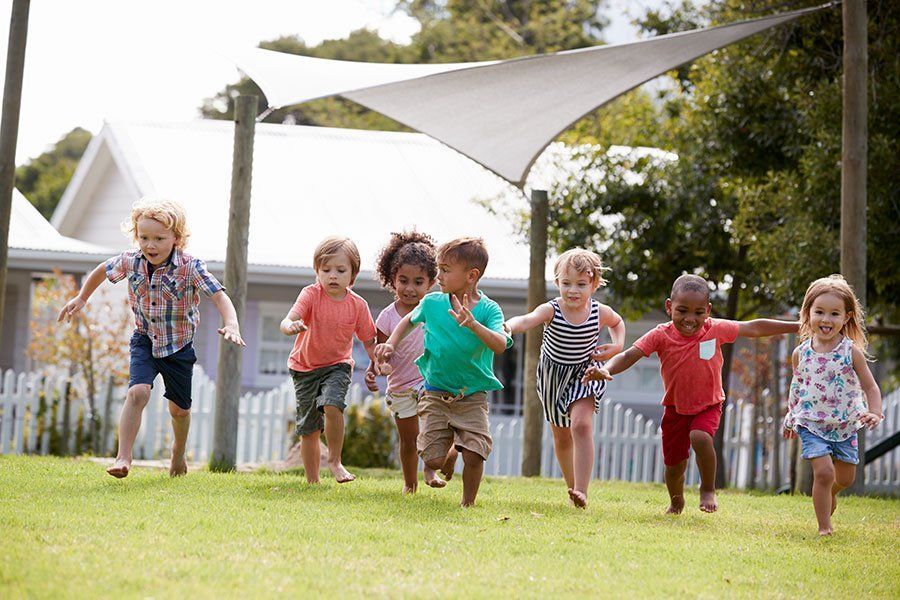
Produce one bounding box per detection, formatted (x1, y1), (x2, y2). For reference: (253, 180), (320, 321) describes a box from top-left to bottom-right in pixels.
(122, 197), (191, 250)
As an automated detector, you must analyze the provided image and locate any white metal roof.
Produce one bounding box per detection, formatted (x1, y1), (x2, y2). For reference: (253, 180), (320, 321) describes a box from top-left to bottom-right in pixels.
(9, 188), (110, 255)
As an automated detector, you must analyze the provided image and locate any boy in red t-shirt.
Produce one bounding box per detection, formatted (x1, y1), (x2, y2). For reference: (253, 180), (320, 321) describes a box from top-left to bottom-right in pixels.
(588, 275), (797, 514)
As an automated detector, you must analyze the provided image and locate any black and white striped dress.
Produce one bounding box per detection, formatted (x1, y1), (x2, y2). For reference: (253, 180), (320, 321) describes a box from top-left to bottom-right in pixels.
(536, 298), (607, 427)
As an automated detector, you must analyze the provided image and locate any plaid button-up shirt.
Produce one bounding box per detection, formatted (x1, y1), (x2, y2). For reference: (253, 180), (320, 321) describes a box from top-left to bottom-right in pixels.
(106, 248), (224, 358)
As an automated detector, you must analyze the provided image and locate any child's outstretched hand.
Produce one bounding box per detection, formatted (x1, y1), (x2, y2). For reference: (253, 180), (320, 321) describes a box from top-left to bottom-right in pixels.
(218, 324), (246, 346)
(57, 297), (85, 323)
(449, 294), (475, 329)
(364, 363), (379, 393)
(375, 343), (394, 363)
(782, 427), (797, 439)
(591, 343), (622, 362)
(282, 319), (307, 335)
(582, 365), (612, 384)
(859, 411), (884, 429)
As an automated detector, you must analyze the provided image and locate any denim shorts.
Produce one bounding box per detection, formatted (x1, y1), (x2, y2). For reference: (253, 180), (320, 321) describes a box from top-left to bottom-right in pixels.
(129, 332), (196, 410)
(797, 426), (859, 465)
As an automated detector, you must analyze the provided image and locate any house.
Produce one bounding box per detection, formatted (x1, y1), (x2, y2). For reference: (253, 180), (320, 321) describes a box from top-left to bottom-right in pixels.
(18, 120), (667, 417)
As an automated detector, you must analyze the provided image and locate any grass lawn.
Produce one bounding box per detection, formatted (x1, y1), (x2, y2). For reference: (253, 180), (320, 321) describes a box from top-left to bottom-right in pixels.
(1, 456), (898, 598)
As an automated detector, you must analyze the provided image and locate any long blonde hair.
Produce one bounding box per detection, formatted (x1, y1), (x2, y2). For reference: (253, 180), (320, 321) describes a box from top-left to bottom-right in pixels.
(799, 274), (869, 353)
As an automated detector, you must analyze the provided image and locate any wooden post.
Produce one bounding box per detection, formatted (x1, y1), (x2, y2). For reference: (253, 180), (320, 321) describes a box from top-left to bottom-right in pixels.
(521, 189), (548, 477)
(0, 0), (29, 342)
(842, 0), (867, 495)
(210, 95), (257, 472)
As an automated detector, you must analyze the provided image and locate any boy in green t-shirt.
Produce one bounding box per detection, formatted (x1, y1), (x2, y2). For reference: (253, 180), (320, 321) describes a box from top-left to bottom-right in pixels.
(375, 237), (512, 506)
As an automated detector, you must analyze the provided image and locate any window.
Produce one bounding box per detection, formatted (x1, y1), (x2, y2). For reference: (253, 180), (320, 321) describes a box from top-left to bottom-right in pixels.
(257, 304), (294, 385)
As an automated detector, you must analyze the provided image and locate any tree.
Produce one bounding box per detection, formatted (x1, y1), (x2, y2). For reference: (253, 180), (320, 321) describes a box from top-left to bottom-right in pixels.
(16, 127), (91, 219)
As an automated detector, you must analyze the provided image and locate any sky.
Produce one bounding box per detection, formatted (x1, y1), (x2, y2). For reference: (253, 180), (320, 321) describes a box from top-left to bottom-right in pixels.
(0, 0), (672, 165)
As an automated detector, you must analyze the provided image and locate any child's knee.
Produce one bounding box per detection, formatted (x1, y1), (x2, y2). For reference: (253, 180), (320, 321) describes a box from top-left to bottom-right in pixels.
(322, 405), (344, 419)
(812, 460), (836, 484)
(689, 429), (713, 448)
(571, 417), (592, 438)
(168, 401), (190, 419)
(127, 384), (151, 408)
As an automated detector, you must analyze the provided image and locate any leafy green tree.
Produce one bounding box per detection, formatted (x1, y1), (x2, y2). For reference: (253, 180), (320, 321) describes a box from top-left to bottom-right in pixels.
(16, 128), (92, 219)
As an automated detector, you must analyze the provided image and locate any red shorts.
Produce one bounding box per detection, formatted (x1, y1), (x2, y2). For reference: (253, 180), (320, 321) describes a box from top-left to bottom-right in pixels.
(660, 402), (722, 466)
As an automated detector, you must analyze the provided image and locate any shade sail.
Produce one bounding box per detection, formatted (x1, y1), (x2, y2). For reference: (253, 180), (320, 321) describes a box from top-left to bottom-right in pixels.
(228, 4), (830, 186)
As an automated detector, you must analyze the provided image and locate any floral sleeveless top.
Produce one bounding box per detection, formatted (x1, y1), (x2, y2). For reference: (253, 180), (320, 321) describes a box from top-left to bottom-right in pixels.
(783, 336), (866, 441)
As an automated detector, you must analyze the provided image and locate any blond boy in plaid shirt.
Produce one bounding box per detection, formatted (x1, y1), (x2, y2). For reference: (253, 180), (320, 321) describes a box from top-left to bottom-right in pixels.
(59, 198), (245, 478)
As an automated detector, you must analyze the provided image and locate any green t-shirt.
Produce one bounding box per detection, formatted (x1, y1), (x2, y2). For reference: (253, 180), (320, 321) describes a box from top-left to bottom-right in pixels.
(410, 291), (512, 395)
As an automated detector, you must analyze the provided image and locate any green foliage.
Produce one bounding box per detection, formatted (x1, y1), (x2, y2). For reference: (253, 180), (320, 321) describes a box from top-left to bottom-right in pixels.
(340, 401), (396, 469)
(15, 127), (91, 219)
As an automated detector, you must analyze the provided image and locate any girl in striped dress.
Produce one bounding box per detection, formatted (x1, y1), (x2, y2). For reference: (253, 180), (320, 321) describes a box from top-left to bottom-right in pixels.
(505, 249), (625, 507)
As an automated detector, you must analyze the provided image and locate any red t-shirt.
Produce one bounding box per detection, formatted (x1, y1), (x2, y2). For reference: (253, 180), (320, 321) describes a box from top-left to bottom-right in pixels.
(287, 283), (377, 372)
(633, 318), (740, 415)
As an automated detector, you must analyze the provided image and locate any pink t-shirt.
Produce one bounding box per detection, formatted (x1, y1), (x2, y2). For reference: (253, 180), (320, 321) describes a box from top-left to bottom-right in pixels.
(375, 302), (425, 392)
(633, 318), (740, 415)
(287, 283), (377, 373)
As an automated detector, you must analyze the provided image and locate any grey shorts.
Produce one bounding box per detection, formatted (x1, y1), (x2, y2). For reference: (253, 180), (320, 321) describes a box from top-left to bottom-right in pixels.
(291, 363), (351, 437)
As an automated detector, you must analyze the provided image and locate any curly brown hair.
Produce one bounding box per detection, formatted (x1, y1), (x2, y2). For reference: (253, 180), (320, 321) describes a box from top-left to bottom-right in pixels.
(375, 230), (438, 291)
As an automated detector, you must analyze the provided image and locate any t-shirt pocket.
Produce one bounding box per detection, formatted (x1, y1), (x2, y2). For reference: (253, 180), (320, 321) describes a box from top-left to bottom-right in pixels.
(699, 339), (716, 361)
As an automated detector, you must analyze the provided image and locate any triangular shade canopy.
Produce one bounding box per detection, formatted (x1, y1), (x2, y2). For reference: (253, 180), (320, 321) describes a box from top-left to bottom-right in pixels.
(227, 4), (829, 186)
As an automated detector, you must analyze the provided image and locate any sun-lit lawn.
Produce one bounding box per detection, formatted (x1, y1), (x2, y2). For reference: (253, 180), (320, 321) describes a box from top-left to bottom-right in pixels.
(1, 455), (898, 598)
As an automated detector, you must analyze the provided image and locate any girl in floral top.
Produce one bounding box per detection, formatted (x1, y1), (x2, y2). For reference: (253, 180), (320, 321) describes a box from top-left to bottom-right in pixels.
(782, 275), (883, 535)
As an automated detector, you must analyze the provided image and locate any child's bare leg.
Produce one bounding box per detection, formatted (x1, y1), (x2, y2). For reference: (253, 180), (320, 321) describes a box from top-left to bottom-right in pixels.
(168, 401), (190, 477)
(108, 384), (151, 478)
(569, 397), (595, 508)
(323, 405), (354, 483)
(459, 448), (484, 507)
(440, 446), (459, 481)
(810, 455), (836, 535)
(830, 460), (856, 517)
(300, 432), (321, 483)
(395, 416), (421, 493)
(690, 430), (718, 513)
(664, 459), (688, 514)
(550, 425), (574, 490)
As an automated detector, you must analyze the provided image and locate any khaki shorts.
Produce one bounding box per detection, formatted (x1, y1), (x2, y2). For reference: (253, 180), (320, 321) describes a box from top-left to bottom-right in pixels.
(417, 390), (491, 462)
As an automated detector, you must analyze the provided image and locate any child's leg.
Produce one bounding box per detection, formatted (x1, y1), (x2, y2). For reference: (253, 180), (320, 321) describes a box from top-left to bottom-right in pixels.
(690, 430), (718, 512)
(395, 415), (421, 493)
(439, 447), (459, 481)
(323, 405), (355, 483)
(108, 384), (152, 478)
(300, 432), (322, 483)
(830, 460), (856, 516)
(664, 460), (688, 514)
(460, 448), (485, 507)
(569, 396), (595, 508)
(167, 401), (190, 477)
(810, 455), (836, 535)
(550, 425), (574, 490)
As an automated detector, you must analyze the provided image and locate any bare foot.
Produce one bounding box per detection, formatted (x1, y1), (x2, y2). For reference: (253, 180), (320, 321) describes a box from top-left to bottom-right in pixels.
(699, 490), (718, 513)
(107, 459), (130, 479)
(819, 527), (833, 536)
(568, 488), (587, 508)
(666, 494), (685, 515)
(440, 448), (458, 481)
(328, 462), (356, 483)
(402, 484), (417, 494)
(169, 454), (188, 477)
(460, 499), (475, 508)
(424, 468), (447, 488)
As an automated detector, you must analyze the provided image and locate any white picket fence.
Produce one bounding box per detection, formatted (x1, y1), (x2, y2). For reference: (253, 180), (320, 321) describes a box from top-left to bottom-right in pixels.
(1, 366), (897, 493)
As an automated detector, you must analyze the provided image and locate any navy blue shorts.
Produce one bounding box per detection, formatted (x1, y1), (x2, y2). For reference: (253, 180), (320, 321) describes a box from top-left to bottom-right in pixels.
(129, 333), (196, 410)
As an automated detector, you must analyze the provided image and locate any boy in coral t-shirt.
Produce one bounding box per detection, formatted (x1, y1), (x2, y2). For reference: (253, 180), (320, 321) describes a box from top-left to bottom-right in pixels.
(589, 274), (797, 514)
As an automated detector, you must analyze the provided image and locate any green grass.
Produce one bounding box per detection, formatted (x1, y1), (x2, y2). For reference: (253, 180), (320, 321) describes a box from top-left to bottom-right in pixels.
(1, 456), (898, 599)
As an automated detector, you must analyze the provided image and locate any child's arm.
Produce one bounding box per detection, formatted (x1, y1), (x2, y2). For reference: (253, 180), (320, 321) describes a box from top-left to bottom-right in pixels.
(782, 347), (802, 439)
(365, 329), (390, 393)
(280, 308), (308, 335)
(375, 314), (416, 362)
(852, 346), (884, 429)
(57, 262), (107, 322)
(738, 319), (799, 338)
(210, 290), (246, 346)
(449, 294), (507, 354)
(592, 306), (626, 362)
(504, 303), (553, 334)
(583, 346), (645, 382)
